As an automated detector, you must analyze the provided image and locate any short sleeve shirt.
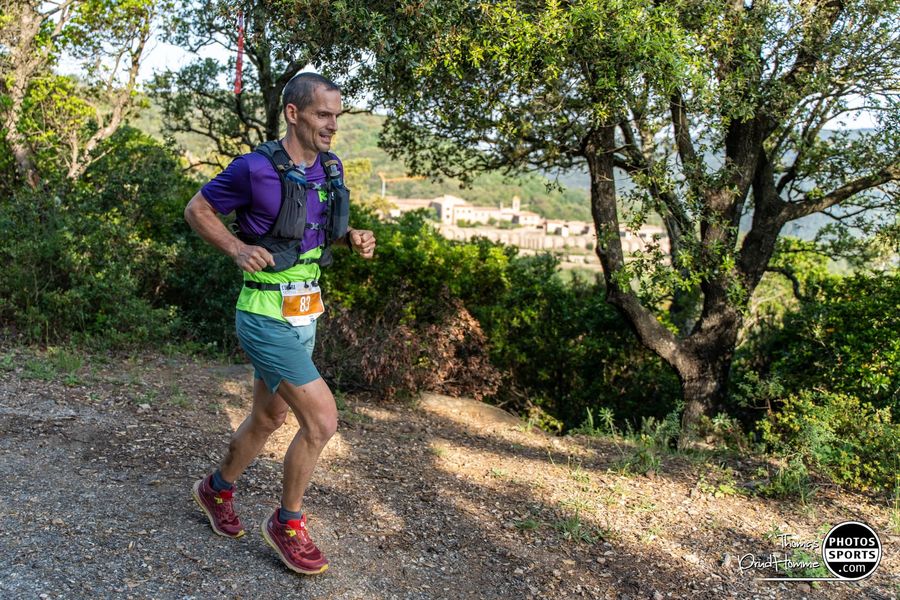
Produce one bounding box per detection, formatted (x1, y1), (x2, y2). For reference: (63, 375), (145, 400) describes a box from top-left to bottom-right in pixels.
(200, 150), (344, 321)
(201, 151), (338, 252)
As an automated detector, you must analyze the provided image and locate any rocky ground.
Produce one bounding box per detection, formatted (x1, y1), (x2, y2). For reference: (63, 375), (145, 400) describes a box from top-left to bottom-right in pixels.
(0, 347), (898, 599)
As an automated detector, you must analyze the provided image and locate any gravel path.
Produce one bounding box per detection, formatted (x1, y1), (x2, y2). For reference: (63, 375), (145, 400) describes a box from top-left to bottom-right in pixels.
(0, 349), (897, 599)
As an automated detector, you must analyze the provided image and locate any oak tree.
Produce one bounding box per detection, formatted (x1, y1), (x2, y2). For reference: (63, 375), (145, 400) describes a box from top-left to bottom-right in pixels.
(363, 0), (900, 433)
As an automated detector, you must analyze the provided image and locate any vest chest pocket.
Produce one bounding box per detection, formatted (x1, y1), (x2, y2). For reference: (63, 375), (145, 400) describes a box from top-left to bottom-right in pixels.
(279, 282), (325, 326)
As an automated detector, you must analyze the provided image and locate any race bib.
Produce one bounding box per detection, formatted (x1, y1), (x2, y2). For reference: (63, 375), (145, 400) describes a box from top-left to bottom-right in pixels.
(280, 281), (325, 326)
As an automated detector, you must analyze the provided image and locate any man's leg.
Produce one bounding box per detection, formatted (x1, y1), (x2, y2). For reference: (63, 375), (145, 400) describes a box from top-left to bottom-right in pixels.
(274, 377), (337, 512)
(219, 377), (290, 482)
(193, 377), (289, 538)
(259, 376), (336, 575)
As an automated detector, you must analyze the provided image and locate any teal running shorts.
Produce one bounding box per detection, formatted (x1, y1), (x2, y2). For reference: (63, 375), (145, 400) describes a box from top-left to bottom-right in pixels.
(235, 309), (320, 393)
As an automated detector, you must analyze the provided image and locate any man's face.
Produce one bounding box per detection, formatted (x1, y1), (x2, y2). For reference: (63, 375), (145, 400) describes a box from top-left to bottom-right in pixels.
(288, 85), (342, 157)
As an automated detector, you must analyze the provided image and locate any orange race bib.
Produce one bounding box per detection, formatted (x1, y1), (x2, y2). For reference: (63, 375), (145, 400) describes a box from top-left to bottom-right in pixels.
(280, 282), (325, 326)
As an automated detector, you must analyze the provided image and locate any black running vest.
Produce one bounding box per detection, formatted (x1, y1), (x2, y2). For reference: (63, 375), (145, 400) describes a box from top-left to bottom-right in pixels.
(235, 140), (350, 272)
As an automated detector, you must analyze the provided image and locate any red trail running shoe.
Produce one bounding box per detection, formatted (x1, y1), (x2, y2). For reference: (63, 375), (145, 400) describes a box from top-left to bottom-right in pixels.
(261, 509), (329, 575)
(192, 474), (245, 538)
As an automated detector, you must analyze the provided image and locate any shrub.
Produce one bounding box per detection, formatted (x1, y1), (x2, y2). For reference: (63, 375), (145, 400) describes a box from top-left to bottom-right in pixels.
(315, 292), (500, 401)
(767, 272), (900, 414)
(0, 127), (224, 348)
(758, 390), (900, 492)
(479, 256), (681, 429)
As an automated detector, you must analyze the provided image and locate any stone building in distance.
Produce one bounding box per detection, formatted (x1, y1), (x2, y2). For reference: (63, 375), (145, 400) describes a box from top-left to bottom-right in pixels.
(383, 194), (669, 264)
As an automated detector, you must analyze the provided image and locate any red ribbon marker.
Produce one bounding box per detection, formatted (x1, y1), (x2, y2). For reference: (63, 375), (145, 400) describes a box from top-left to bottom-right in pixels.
(234, 11), (244, 95)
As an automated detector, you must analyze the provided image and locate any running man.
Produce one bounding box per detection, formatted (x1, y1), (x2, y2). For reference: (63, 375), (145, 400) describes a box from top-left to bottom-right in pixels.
(184, 72), (375, 575)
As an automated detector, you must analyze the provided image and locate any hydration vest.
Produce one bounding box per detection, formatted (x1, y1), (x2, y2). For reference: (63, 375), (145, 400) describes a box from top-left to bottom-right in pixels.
(236, 140), (350, 272)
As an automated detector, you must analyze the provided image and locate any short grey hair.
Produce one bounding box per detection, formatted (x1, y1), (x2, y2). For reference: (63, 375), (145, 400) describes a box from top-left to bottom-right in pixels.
(282, 72), (341, 112)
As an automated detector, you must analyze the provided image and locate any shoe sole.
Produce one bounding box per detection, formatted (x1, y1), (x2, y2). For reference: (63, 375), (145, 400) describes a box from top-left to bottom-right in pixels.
(260, 517), (329, 575)
(192, 479), (245, 538)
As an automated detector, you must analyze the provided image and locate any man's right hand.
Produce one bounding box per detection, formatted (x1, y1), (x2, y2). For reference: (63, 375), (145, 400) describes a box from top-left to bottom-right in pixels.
(233, 243), (275, 273)
(186, 193), (276, 272)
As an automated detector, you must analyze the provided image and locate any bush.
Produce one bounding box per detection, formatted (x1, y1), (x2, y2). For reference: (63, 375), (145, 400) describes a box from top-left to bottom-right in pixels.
(0, 183), (178, 344)
(767, 272), (900, 415)
(0, 127), (232, 349)
(758, 390), (900, 492)
(478, 255), (681, 429)
(733, 269), (900, 494)
(323, 210), (680, 427)
(316, 292), (500, 401)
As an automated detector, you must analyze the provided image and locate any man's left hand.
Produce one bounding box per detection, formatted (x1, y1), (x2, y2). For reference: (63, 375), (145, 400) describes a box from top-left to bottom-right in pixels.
(348, 229), (376, 259)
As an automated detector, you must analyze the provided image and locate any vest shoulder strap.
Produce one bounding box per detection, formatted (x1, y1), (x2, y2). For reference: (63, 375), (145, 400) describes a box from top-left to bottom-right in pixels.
(248, 141), (297, 240)
(321, 152), (342, 183)
(254, 140), (294, 175)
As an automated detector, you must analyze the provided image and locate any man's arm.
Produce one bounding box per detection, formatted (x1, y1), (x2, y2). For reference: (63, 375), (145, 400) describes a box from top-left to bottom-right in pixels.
(184, 192), (275, 273)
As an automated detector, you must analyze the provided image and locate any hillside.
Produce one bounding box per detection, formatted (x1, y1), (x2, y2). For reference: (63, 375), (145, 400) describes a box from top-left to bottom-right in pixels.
(1, 347), (898, 599)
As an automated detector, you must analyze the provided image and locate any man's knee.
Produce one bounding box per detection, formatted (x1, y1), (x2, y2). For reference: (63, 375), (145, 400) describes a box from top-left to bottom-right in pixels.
(307, 407), (338, 447)
(256, 406), (289, 433)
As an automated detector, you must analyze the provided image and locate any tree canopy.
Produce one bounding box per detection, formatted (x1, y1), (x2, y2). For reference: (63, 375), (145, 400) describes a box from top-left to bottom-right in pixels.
(0, 0), (162, 186)
(361, 0), (900, 432)
(149, 0), (372, 167)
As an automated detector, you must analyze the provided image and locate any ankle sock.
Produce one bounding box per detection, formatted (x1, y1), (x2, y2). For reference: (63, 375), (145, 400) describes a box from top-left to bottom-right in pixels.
(210, 469), (234, 492)
(279, 506), (303, 524)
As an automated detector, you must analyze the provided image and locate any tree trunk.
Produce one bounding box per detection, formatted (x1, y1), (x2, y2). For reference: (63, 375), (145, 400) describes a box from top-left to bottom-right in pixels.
(585, 126), (748, 441)
(679, 352), (732, 436)
(2, 2), (44, 188)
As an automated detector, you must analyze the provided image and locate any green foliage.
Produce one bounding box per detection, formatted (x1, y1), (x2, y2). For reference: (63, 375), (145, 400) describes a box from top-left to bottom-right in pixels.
(514, 518), (541, 532)
(0, 126), (243, 349)
(1, 0), (160, 184)
(17, 74), (94, 179)
(553, 509), (598, 544)
(758, 457), (817, 503)
(768, 272), (900, 414)
(522, 405), (565, 435)
(696, 464), (743, 498)
(780, 547), (830, 580)
(477, 255), (681, 428)
(758, 390), (900, 492)
(890, 485), (900, 535)
(570, 406), (618, 437)
(735, 266), (900, 494)
(616, 445), (662, 476)
(611, 409), (684, 475)
(321, 209), (679, 424)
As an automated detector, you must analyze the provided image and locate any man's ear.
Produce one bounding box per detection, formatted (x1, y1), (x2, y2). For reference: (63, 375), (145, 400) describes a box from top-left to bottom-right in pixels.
(284, 103), (297, 125)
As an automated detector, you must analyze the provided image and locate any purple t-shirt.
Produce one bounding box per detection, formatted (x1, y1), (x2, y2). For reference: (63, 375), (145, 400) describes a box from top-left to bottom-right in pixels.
(201, 151), (341, 253)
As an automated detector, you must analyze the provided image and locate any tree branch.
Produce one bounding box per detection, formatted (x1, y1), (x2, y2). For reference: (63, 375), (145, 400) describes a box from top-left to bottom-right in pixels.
(778, 0), (844, 94)
(670, 89), (704, 194)
(782, 163), (900, 222)
(765, 267), (808, 302)
(587, 127), (685, 371)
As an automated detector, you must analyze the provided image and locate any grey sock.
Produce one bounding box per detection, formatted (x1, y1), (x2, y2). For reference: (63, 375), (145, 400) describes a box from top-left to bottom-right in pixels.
(278, 507), (303, 524)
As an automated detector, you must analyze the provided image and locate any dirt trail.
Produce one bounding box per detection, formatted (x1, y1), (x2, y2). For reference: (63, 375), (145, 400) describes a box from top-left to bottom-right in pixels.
(0, 349), (897, 599)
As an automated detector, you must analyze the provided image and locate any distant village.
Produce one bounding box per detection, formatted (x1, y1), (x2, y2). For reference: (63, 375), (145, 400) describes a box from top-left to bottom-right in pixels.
(383, 195), (670, 267)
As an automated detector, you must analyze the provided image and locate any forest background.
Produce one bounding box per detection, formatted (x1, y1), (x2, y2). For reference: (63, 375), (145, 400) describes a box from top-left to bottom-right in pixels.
(1, 0), (898, 501)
